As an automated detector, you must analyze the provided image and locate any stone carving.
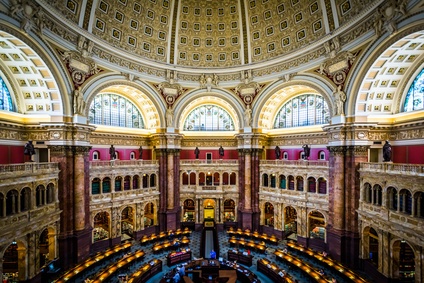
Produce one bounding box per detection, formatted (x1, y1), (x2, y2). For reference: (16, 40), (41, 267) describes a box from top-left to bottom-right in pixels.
(333, 85), (347, 116)
(244, 105), (252, 127)
(60, 50), (101, 87)
(199, 74), (219, 92)
(166, 107), (174, 127)
(73, 87), (86, 115)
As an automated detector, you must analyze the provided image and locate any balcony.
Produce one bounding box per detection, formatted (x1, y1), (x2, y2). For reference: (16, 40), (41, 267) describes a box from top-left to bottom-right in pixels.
(359, 162), (424, 176)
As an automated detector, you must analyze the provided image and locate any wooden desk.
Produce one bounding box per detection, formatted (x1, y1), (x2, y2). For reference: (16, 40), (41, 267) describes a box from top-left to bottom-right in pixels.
(228, 238), (266, 253)
(257, 258), (289, 283)
(286, 242), (368, 283)
(127, 259), (162, 283)
(227, 250), (253, 267)
(274, 249), (327, 283)
(167, 249), (192, 267)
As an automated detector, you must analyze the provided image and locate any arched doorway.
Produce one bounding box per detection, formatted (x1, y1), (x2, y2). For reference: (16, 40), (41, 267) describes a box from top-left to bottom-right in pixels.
(121, 207), (134, 240)
(284, 206), (297, 239)
(363, 227), (379, 267)
(2, 240), (25, 282)
(93, 212), (110, 242)
(223, 199), (235, 222)
(308, 211), (326, 241)
(264, 202), (274, 227)
(183, 199), (195, 222)
(144, 202), (155, 227)
(203, 199), (215, 220)
(393, 240), (415, 282)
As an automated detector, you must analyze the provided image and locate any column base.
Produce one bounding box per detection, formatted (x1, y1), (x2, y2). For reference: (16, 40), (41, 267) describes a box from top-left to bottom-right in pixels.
(238, 210), (253, 230)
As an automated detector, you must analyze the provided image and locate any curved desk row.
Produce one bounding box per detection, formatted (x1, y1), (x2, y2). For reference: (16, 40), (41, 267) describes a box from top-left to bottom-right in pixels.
(257, 258), (294, 283)
(227, 228), (278, 244)
(53, 242), (132, 283)
(127, 259), (162, 283)
(274, 249), (328, 283)
(286, 242), (368, 283)
(228, 237), (266, 253)
(167, 249), (192, 267)
(91, 250), (145, 283)
(141, 228), (192, 245)
(152, 237), (190, 253)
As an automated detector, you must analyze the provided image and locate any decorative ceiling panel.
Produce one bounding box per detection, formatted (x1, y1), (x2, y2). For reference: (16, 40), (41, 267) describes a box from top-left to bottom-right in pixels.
(92, 0), (171, 63)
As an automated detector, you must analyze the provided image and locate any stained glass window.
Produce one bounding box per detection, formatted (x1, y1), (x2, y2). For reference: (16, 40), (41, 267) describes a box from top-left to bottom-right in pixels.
(274, 94), (329, 128)
(404, 68), (424, 112)
(88, 93), (144, 128)
(0, 77), (15, 111)
(183, 104), (235, 131)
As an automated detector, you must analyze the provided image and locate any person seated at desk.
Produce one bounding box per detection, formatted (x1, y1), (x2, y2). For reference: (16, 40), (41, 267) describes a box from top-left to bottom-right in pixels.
(210, 249), (216, 259)
(178, 265), (185, 277)
(173, 271), (181, 283)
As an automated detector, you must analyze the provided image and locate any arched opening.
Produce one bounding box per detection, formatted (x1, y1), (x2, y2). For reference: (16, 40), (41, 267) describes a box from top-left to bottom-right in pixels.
(115, 176), (123, 191)
(223, 172), (229, 185)
(363, 227), (379, 267)
(224, 199), (236, 222)
(284, 206), (297, 239)
(133, 175), (140, 189)
(183, 199), (195, 222)
(387, 186), (397, 210)
(364, 183), (372, 203)
(309, 211), (326, 241)
(296, 176), (304, 191)
(92, 178), (101, 195)
(102, 177), (111, 193)
(373, 184), (382, 206)
(229, 172), (236, 185)
(93, 212), (110, 242)
(3, 240), (25, 282)
(203, 199), (215, 220)
(283, 151), (288, 160)
(393, 240), (415, 282)
(92, 151), (100, 160)
(262, 173), (269, 187)
(142, 174), (148, 188)
(36, 185), (46, 207)
(399, 189), (412, 215)
(46, 183), (55, 204)
(130, 151), (136, 160)
(190, 172), (196, 185)
(213, 172), (220, 186)
(6, 190), (18, 216)
(270, 174), (276, 188)
(279, 175), (286, 189)
(20, 187), (31, 212)
(318, 178), (327, 194)
(199, 172), (206, 186)
(144, 202), (155, 227)
(124, 176), (131, 190)
(264, 202), (274, 227)
(414, 191), (424, 218)
(39, 227), (56, 268)
(318, 151), (325, 160)
(288, 175), (295, 190)
(308, 177), (316, 193)
(121, 207), (134, 240)
(206, 171), (213, 186)
(182, 172), (189, 185)
(0, 193), (4, 217)
(150, 174), (156, 187)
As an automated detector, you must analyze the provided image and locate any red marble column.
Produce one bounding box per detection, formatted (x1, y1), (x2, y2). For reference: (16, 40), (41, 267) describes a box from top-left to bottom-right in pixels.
(238, 149), (253, 229)
(327, 145), (368, 267)
(49, 145), (92, 269)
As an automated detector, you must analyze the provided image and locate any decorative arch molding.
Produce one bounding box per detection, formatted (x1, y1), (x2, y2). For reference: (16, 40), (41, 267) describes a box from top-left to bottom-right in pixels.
(255, 75), (334, 130)
(84, 75), (165, 130)
(175, 88), (244, 132)
(0, 17), (71, 116)
(348, 15), (424, 118)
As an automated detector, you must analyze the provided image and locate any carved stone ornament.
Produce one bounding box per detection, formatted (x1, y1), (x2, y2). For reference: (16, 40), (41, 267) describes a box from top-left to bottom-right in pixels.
(317, 51), (359, 86)
(59, 50), (101, 87)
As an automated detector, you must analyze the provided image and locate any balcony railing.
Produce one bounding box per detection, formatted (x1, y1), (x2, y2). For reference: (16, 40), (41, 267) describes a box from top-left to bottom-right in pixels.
(0, 162), (59, 174)
(260, 160), (329, 167)
(360, 162), (424, 176)
(180, 159), (239, 165)
(90, 160), (159, 168)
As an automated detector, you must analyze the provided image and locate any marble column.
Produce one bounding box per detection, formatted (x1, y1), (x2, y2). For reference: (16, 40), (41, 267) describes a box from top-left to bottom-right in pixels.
(167, 150), (174, 210)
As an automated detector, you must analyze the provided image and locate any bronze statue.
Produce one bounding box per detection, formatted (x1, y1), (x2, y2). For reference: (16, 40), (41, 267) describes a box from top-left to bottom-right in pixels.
(219, 146), (224, 158)
(138, 146), (143, 159)
(302, 144), (310, 160)
(383, 140), (392, 162)
(109, 145), (116, 160)
(24, 140), (35, 161)
(275, 146), (281, 159)
(194, 147), (200, 159)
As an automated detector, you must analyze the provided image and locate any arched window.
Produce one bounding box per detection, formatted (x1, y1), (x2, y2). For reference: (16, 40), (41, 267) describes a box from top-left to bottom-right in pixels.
(130, 151), (136, 160)
(88, 93), (144, 128)
(92, 151), (99, 160)
(0, 76), (15, 111)
(92, 178), (101, 195)
(404, 68), (424, 112)
(283, 151), (288, 160)
(387, 186), (397, 210)
(274, 94), (329, 128)
(364, 183), (372, 203)
(318, 151), (326, 160)
(183, 104), (235, 131)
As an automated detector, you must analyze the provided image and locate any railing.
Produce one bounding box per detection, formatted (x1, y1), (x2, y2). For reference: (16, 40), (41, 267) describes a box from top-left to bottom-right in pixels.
(202, 186), (217, 190)
(90, 160), (159, 168)
(360, 162), (424, 176)
(0, 162), (58, 174)
(260, 160), (329, 167)
(180, 159), (239, 165)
